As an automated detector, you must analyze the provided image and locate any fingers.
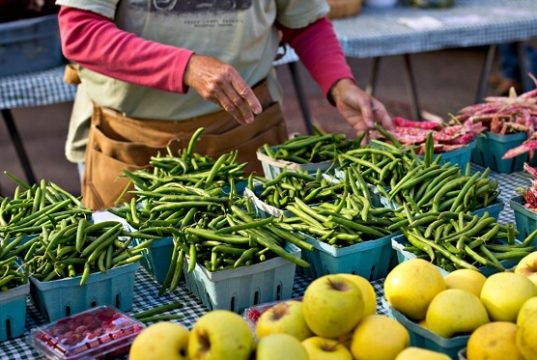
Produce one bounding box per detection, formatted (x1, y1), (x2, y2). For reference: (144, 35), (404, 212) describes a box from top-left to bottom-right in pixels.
(372, 99), (393, 129)
(211, 88), (248, 125)
(230, 76), (262, 115)
(357, 97), (374, 129)
(221, 81), (255, 125)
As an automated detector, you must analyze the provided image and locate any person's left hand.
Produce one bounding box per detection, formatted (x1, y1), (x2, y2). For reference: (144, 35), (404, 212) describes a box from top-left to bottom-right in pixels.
(331, 78), (393, 132)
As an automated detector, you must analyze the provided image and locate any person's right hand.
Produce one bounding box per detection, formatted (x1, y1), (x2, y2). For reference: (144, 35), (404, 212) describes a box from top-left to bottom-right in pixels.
(184, 54), (262, 125)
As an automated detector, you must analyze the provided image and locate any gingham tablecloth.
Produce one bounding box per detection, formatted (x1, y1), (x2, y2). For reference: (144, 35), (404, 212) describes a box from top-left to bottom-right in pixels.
(0, 67), (76, 110)
(275, 0), (537, 65)
(0, 166), (529, 359)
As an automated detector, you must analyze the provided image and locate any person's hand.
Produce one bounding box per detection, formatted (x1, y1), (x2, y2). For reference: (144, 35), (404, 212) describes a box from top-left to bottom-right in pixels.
(331, 78), (393, 132)
(184, 54), (262, 125)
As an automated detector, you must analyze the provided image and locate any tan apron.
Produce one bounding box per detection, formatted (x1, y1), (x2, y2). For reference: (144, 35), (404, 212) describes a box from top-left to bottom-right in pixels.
(82, 80), (288, 210)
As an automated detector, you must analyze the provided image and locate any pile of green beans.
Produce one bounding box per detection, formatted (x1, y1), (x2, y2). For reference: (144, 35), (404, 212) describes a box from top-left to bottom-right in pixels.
(123, 128), (246, 193)
(338, 140), (419, 188)
(279, 195), (401, 247)
(400, 209), (535, 272)
(387, 163), (499, 213)
(253, 169), (345, 209)
(20, 219), (150, 285)
(260, 132), (361, 164)
(160, 204), (311, 293)
(112, 183), (229, 239)
(0, 249), (28, 291)
(0, 175), (89, 237)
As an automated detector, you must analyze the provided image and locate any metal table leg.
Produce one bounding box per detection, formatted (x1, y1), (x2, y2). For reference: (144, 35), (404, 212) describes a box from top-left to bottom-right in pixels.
(1, 109), (36, 185)
(403, 54), (422, 120)
(517, 41), (532, 92)
(366, 57), (381, 96)
(287, 62), (314, 135)
(475, 45), (497, 103)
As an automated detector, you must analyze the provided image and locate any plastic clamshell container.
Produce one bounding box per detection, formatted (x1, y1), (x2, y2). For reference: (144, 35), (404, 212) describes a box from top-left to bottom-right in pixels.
(183, 243), (300, 313)
(137, 236), (174, 284)
(0, 282), (29, 341)
(392, 234), (520, 277)
(385, 302), (469, 360)
(301, 232), (395, 280)
(29, 306), (145, 360)
(471, 132), (527, 173)
(0, 15), (63, 77)
(256, 148), (335, 180)
(30, 263), (140, 322)
(510, 195), (537, 246)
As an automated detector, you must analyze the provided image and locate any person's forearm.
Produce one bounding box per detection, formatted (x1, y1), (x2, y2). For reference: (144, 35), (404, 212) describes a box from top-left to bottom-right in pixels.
(278, 17), (354, 99)
(58, 6), (194, 93)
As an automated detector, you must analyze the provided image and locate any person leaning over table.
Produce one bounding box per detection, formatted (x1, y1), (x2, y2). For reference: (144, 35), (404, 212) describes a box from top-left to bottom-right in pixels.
(56, 0), (393, 210)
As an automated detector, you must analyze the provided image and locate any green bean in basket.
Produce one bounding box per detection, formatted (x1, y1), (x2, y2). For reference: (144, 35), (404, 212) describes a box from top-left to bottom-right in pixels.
(253, 169), (345, 209)
(158, 203), (312, 293)
(123, 127), (246, 193)
(399, 209), (534, 272)
(0, 173), (90, 237)
(0, 251), (28, 291)
(387, 162), (499, 212)
(20, 219), (149, 286)
(337, 140), (420, 188)
(278, 189), (404, 248)
(259, 130), (361, 164)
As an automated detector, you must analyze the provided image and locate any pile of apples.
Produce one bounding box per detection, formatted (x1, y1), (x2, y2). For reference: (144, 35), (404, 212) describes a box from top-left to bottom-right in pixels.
(128, 273), (447, 360)
(384, 252), (537, 360)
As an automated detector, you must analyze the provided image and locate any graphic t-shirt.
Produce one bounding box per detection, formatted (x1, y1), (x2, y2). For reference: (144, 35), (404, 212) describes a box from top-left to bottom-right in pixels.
(57, 0), (329, 162)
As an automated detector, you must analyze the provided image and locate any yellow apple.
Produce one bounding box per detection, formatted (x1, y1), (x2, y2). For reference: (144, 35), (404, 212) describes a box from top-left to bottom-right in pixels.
(517, 297), (537, 326)
(256, 333), (308, 360)
(480, 272), (537, 322)
(516, 312), (537, 359)
(426, 289), (489, 338)
(515, 251), (537, 287)
(467, 322), (524, 360)
(444, 269), (487, 297)
(302, 336), (353, 360)
(255, 300), (312, 340)
(303, 274), (364, 338)
(130, 322), (189, 360)
(188, 310), (254, 360)
(384, 259), (446, 321)
(396, 347), (450, 360)
(337, 273), (377, 316)
(350, 315), (409, 360)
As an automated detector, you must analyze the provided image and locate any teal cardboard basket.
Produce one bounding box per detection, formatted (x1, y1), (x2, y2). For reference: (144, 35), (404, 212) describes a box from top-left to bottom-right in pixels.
(419, 140), (476, 169)
(138, 236), (174, 284)
(300, 233), (395, 280)
(472, 200), (504, 220)
(471, 132), (527, 173)
(30, 263), (139, 321)
(392, 234), (520, 277)
(183, 243), (300, 313)
(0, 282), (29, 341)
(510, 195), (537, 246)
(385, 302), (469, 360)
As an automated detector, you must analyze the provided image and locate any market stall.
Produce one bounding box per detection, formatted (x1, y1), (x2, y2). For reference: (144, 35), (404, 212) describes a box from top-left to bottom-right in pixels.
(0, 122), (536, 359)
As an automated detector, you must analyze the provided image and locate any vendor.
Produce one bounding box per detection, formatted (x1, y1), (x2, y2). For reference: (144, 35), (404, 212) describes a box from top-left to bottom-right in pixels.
(56, 0), (392, 210)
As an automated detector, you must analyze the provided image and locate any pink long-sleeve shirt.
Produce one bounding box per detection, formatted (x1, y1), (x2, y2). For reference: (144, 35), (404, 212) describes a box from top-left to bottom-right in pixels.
(58, 7), (354, 99)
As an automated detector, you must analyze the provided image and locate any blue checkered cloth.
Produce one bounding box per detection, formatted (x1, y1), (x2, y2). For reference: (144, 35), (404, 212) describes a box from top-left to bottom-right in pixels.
(0, 67), (76, 110)
(0, 167), (530, 359)
(275, 0), (537, 64)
